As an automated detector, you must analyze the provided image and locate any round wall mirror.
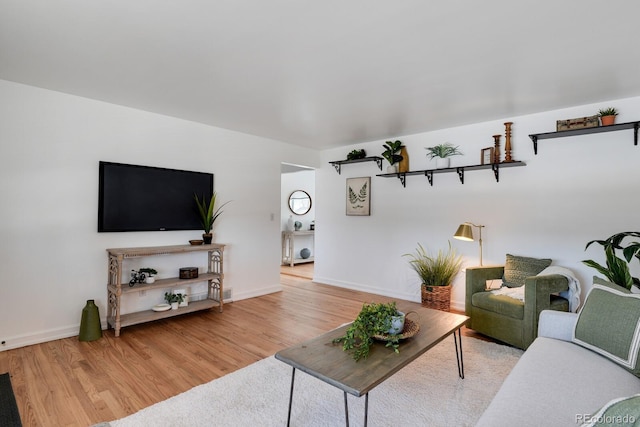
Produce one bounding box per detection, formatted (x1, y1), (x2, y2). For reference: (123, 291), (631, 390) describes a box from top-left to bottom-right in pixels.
(288, 190), (312, 215)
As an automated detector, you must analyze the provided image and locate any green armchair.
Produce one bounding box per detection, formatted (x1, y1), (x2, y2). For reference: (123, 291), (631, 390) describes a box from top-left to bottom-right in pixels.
(465, 265), (570, 349)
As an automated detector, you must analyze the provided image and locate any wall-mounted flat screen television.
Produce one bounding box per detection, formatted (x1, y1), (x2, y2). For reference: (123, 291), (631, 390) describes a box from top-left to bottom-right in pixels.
(98, 161), (213, 232)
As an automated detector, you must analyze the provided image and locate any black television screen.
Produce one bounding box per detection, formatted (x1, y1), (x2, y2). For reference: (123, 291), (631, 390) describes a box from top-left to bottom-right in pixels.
(98, 161), (213, 232)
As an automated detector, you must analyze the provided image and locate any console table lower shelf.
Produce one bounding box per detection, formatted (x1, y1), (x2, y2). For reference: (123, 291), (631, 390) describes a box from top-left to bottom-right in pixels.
(106, 299), (220, 330)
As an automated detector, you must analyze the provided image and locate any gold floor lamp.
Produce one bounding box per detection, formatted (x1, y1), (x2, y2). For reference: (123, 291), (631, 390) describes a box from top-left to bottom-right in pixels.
(453, 222), (485, 266)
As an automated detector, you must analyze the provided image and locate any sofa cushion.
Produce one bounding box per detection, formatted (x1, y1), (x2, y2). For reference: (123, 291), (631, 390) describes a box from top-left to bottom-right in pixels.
(476, 337), (640, 427)
(572, 284), (640, 377)
(503, 254), (552, 288)
(472, 291), (524, 319)
(580, 394), (640, 426)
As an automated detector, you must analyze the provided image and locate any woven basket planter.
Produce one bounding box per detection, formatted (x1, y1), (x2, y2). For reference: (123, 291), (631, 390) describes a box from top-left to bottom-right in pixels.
(421, 284), (452, 312)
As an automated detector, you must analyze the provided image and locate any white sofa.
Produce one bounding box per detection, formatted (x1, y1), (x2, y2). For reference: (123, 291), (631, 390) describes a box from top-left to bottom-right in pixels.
(477, 309), (640, 426)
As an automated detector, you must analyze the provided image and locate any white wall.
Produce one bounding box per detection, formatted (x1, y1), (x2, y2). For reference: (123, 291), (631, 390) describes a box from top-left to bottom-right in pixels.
(0, 79), (320, 350)
(314, 96), (640, 310)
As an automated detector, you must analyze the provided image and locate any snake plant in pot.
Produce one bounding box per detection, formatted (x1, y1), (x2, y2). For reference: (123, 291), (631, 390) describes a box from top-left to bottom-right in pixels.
(194, 191), (230, 244)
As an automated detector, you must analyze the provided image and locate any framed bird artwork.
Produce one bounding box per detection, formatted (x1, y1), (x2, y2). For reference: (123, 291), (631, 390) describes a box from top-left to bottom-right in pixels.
(346, 177), (371, 216)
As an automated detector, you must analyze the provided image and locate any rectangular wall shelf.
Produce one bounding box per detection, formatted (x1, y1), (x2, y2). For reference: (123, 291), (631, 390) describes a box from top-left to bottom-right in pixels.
(529, 121), (639, 154)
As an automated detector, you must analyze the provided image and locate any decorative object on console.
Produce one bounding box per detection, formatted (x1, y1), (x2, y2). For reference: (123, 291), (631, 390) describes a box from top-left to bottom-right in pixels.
(138, 268), (157, 284)
(492, 134), (501, 163)
(172, 288), (188, 307)
(424, 143), (463, 169)
(381, 140), (404, 173)
(598, 107), (618, 126)
(556, 115), (599, 131)
(164, 292), (185, 310)
(346, 177), (371, 216)
(583, 231), (640, 291)
(332, 301), (410, 361)
(194, 191), (230, 244)
(503, 122), (514, 162)
(300, 248), (311, 259)
(189, 239), (204, 246)
(480, 147), (494, 165)
(179, 267), (199, 279)
(453, 222), (486, 266)
(346, 149), (366, 160)
(403, 241), (463, 312)
(294, 221), (302, 231)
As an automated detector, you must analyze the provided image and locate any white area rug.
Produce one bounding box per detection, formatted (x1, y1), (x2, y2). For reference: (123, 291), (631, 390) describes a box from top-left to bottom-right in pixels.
(104, 336), (522, 427)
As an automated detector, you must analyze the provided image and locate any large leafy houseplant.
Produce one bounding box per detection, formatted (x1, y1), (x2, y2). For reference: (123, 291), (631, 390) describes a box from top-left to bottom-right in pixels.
(404, 242), (463, 291)
(583, 231), (640, 290)
(333, 302), (403, 361)
(194, 191), (230, 236)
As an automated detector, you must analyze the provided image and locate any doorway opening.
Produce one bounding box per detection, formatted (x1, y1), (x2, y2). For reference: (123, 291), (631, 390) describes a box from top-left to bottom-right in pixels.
(280, 163), (315, 279)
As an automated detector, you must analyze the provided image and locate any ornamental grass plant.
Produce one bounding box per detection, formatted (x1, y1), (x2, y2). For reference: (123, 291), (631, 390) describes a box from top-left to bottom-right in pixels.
(404, 242), (463, 290)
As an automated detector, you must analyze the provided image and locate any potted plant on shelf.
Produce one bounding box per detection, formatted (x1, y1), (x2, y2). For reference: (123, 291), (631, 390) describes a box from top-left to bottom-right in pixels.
(598, 107), (618, 126)
(404, 242), (463, 312)
(381, 140), (404, 173)
(583, 231), (640, 290)
(346, 149), (366, 160)
(425, 143), (463, 169)
(332, 301), (406, 361)
(194, 191), (230, 244)
(138, 268), (158, 284)
(164, 292), (185, 310)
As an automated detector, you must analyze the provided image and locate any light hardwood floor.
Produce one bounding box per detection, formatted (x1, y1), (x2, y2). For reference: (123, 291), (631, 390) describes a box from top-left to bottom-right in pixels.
(0, 268), (486, 427)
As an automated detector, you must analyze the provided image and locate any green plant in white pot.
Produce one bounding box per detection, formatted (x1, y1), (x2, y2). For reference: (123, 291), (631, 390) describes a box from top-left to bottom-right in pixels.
(425, 143), (463, 169)
(404, 242), (463, 311)
(381, 140), (404, 173)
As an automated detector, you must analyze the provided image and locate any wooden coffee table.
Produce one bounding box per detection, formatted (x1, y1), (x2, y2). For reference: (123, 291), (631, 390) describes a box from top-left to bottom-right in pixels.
(275, 304), (469, 426)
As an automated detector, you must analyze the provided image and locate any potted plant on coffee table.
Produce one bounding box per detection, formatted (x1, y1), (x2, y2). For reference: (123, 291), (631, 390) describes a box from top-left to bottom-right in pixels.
(333, 301), (406, 361)
(194, 191), (230, 244)
(425, 143), (463, 169)
(404, 242), (463, 311)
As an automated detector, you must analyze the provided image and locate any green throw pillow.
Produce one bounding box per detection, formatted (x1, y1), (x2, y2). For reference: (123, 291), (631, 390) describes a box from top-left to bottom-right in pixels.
(572, 284), (640, 377)
(580, 394), (640, 426)
(502, 254), (552, 288)
(593, 276), (631, 294)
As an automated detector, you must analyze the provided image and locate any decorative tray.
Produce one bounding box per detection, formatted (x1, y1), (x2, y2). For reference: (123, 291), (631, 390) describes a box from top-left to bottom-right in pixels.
(373, 318), (420, 341)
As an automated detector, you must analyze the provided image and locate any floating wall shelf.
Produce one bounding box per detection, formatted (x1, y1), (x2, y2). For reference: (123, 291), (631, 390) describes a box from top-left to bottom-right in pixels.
(528, 121), (640, 154)
(328, 156), (383, 174)
(376, 161), (526, 187)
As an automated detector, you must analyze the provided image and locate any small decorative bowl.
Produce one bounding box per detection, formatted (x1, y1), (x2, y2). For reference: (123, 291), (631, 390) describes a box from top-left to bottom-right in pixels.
(189, 239), (204, 246)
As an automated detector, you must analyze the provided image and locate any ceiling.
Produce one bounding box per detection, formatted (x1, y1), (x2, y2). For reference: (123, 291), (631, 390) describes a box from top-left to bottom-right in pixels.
(2, 1), (639, 150)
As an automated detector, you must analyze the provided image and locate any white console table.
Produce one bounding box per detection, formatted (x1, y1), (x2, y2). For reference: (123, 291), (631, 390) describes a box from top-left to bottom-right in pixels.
(281, 230), (314, 266)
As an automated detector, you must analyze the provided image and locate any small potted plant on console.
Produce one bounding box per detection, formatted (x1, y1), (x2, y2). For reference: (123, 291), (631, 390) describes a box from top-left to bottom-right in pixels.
(164, 292), (185, 310)
(139, 268), (158, 284)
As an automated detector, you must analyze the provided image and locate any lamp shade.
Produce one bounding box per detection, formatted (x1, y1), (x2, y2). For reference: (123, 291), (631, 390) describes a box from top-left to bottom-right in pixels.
(454, 223), (474, 241)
